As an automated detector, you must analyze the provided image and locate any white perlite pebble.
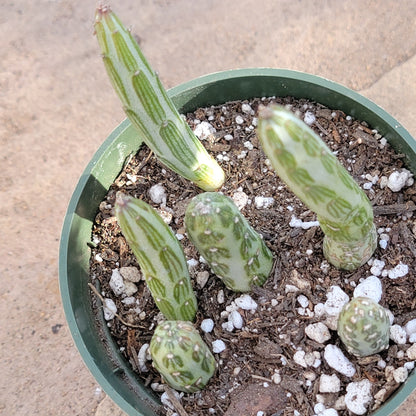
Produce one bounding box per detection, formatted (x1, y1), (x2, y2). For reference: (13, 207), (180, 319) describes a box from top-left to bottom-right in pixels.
(193, 121), (216, 140)
(387, 169), (413, 192)
(123, 280), (138, 296)
(393, 367), (408, 383)
(122, 296), (136, 305)
(390, 324), (407, 344)
(379, 239), (388, 250)
(103, 298), (117, 320)
(379, 176), (389, 189)
(241, 103), (254, 114)
(157, 208), (172, 224)
(405, 361), (415, 371)
(388, 263), (409, 279)
(235, 115), (245, 124)
(324, 286), (349, 317)
(293, 350), (320, 368)
(386, 309), (395, 325)
(222, 320), (234, 332)
(289, 215), (320, 229)
(235, 294), (258, 311)
(345, 379), (372, 415)
(353, 275), (383, 303)
(148, 184), (167, 205)
(405, 319), (416, 336)
(314, 403), (339, 416)
(229, 310), (244, 329)
(201, 319), (214, 333)
(137, 343), (150, 372)
(324, 345), (356, 377)
(196, 271), (209, 288)
(304, 111), (316, 125)
(212, 340), (226, 353)
(370, 259), (385, 276)
(314, 403), (326, 414)
(314, 303), (326, 318)
(407, 344), (416, 360)
(187, 258), (199, 269)
(243, 140), (254, 150)
(333, 396), (346, 411)
(272, 371), (281, 384)
(305, 322), (331, 344)
(232, 191), (249, 210)
(319, 374), (341, 393)
(297, 295), (309, 308)
(294, 351), (308, 368)
(119, 266), (142, 282)
(254, 196), (275, 209)
(285, 284), (300, 294)
(109, 269), (125, 296)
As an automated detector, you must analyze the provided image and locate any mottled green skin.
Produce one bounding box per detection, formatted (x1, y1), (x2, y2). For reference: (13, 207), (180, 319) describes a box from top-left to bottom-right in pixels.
(94, 6), (225, 191)
(185, 192), (273, 292)
(337, 297), (390, 357)
(115, 193), (197, 321)
(257, 105), (377, 270)
(150, 321), (216, 392)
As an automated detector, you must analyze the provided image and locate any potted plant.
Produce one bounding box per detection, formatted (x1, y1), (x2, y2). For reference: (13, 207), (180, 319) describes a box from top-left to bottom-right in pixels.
(59, 6), (416, 416)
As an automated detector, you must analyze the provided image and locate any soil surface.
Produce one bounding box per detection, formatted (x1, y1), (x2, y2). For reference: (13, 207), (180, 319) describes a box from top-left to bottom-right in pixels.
(89, 97), (416, 416)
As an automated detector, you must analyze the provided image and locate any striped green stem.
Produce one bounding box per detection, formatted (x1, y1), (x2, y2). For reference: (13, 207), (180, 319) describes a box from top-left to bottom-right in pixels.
(94, 6), (225, 191)
(257, 105), (376, 270)
(115, 192), (197, 321)
(185, 192), (273, 292)
(150, 320), (216, 392)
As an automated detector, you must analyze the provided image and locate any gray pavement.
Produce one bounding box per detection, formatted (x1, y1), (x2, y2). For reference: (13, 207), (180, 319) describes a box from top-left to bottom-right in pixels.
(1, 1), (415, 415)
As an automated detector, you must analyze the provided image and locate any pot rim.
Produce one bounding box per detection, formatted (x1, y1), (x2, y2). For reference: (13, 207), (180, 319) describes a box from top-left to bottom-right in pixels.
(59, 68), (416, 416)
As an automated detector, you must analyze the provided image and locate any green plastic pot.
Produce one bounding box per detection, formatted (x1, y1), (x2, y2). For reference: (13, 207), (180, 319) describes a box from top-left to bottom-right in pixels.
(59, 68), (416, 416)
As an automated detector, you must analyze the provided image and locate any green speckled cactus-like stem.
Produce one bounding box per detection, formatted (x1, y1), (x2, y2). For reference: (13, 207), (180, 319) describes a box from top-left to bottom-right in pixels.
(94, 6), (225, 191)
(150, 320), (216, 392)
(185, 192), (274, 292)
(337, 297), (390, 357)
(257, 105), (377, 270)
(115, 192), (197, 321)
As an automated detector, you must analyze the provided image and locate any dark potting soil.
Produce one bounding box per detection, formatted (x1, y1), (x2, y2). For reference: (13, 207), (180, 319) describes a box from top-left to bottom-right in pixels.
(89, 96), (416, 416)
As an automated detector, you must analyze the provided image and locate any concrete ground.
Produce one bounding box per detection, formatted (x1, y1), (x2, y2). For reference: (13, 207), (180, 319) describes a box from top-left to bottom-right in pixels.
(1, 1), (415, 415)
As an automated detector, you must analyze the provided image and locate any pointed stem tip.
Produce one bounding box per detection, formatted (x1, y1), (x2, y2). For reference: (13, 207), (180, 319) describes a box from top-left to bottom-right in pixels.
(95, 5), (112, 22)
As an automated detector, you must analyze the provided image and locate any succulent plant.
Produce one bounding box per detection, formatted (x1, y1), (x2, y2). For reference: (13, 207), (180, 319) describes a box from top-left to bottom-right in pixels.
(150, 320), (216, 392)
(337, 296), (390, 357)
(257, 105), (377, 271)
(184, 192), (273, 292)
(94, 6), (225, 192)
(115, 192), (197, 321)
